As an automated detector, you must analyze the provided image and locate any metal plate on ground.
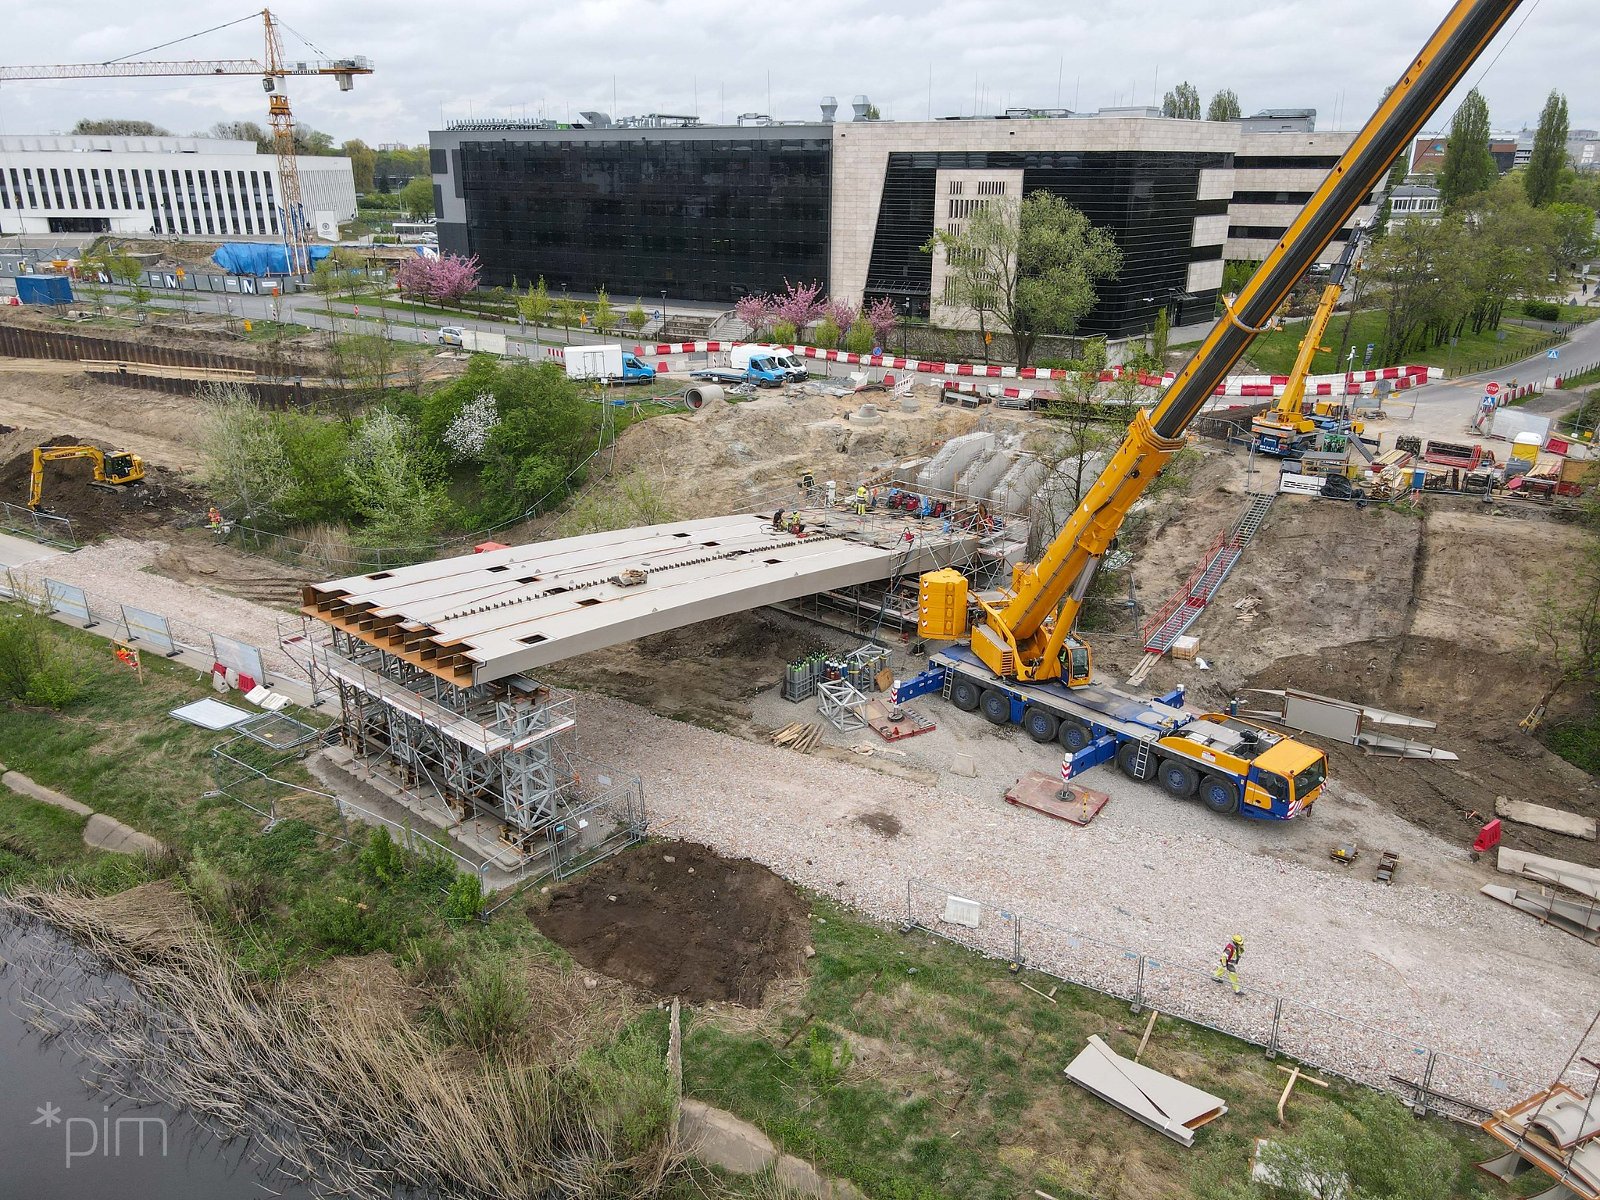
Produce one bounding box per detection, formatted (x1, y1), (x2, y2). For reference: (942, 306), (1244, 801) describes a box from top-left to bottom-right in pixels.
(1005, 772), (1110, 825)
(170, 699), (252, 730)
(864, 699), (935, 741)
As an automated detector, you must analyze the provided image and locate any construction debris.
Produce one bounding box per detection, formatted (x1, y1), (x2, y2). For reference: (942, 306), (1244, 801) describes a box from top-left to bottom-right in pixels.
(1494, 797), (1598, 842)
(1064, 1034), (1227, 1147)
(1240, 687), (1457, 759)
(1480, 1083), (1600, 1200)
(770, 722), (824, 752)
(1376, 850), (1399, 885)
(1497, 848), (1600, 900)
(1481, 884), (1600, 945)
(1275, 1063), (1330, 1124)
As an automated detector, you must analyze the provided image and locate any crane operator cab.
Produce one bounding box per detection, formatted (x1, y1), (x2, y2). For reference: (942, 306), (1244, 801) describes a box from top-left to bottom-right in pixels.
(1057, 637), (1092, 687)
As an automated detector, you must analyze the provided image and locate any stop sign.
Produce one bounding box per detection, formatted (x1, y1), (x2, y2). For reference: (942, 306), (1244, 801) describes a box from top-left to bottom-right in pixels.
(1485, 381), (1500, 396)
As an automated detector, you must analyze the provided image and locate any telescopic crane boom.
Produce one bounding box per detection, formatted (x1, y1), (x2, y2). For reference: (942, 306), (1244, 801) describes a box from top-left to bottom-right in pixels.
(922, 0), (1526, 689)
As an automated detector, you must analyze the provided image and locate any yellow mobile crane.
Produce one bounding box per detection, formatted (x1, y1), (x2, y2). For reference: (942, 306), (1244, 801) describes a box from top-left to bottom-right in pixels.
(1251, 234), (1366, 456)
(899, 0), (1525, 820)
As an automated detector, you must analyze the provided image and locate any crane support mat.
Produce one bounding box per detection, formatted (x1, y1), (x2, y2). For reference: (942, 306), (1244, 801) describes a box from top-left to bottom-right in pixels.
(1005, 773), (1110, 826)
(1493, 798), (1597, 842)
(863, 699), (935, 741)
(1064, 1035), (1227, 1147)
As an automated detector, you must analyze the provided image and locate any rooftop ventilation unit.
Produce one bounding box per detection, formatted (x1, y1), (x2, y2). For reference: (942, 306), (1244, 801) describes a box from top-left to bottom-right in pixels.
(821, 96), (838, 123)
(577, 110), (612, 128)
(852, 95), (872, 121)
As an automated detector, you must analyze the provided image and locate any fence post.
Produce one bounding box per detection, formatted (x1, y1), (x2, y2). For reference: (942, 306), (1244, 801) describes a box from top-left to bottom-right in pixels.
(903, 879), (914, 931)
(1267, 998), (1283, 1060)
(1416, 1051), (1436, 1117)
(1010, 913), (1023, 973)
(1131, 953), (1146, 1014)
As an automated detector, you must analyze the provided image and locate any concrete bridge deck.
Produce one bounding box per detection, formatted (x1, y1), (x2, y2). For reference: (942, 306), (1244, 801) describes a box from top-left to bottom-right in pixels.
(303, 509), (982, 686)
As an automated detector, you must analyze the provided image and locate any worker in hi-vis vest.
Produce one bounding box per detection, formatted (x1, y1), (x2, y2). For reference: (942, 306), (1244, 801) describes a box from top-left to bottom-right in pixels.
(1212, 934), (1245, 995)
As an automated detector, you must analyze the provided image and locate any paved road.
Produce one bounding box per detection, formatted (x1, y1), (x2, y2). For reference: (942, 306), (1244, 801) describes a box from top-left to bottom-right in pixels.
(0, 530), (62, 569)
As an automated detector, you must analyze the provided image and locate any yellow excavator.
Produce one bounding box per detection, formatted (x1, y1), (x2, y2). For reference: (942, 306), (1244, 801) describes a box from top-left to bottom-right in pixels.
(27, 444), (145, 510)
(1251, 233), (1368, 456)
(899, 0), (1522, 820)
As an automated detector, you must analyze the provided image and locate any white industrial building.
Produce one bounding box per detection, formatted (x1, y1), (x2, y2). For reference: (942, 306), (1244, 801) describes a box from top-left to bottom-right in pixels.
(0, 135), (355, 240)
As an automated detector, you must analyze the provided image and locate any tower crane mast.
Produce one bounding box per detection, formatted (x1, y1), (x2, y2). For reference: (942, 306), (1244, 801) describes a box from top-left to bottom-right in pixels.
(0, 9), (373, 278)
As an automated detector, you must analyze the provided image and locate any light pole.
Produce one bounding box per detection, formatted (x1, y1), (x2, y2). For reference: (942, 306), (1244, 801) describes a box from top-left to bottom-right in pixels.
(660, 289), (668, 334)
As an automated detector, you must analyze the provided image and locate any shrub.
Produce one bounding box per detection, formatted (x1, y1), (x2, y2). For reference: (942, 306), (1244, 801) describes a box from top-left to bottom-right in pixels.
(812, 316), (841, 349)
(442, 872), (486, 923)
(441, 957), (531, 1056)
(299, 892), (395, 955)
(1523, 299), (1562, 321)
(0, 607), (85, 710)
(357, 827), (406, 886)
(843, 317), (875, 355)
(771, 320), (798, 345)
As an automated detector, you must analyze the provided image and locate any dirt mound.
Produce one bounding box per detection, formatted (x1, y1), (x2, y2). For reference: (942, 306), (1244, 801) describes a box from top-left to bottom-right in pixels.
(0, 436), (200, 538)
(1247, 635), (1600, 864)
(535, 840), (810, 1006)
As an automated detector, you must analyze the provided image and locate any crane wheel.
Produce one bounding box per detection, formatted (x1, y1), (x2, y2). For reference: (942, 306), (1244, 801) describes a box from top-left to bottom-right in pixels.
(950, 677), (981, 712)
(1057, 719), (1092, 753)
(1158, 760), (1198, 799)
(1116, 742), (1155, 781)
(1199, 774), (1240, 815)
(1023, 708), (1058, 744)
(979, 689), (1011, 725)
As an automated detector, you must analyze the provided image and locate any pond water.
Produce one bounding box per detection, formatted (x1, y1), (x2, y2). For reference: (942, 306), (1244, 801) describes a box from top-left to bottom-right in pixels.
(0, 912), (318, 1200)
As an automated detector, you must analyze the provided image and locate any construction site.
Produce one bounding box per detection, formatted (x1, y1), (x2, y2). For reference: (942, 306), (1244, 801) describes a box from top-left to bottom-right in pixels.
(2, 5), (1600, 1193)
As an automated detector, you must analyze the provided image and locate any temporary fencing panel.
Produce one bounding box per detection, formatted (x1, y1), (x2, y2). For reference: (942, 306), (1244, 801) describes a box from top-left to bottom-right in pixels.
(121, 604), (176, 655)
(211, 633), (266, 687)
(45, 579), (93, 626)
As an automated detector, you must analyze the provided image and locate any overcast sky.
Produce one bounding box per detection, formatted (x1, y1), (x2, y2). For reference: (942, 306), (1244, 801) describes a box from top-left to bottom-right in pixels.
(2, 0), (1594, 148)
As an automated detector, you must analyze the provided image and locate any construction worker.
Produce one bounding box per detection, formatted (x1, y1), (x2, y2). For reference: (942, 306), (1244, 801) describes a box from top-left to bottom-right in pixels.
(854, 484), (869, 516)
(800, 469), (814, 498)
(771, 508), (785, 531)
(1212, 934), (1246, 995)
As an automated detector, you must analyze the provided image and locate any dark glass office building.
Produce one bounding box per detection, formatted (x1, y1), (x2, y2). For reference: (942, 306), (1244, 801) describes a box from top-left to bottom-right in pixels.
(432, 124), (830, 305)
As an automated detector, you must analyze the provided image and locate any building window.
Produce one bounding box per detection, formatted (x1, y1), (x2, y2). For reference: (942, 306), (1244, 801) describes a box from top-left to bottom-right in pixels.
(976, 180), (1006, 196)
(948, 180), (963, 195)
(22, 169), (37, 208)
(119, 169), (133, 209)
(62, 169), (78, 209)
(93, 169), (109, 210)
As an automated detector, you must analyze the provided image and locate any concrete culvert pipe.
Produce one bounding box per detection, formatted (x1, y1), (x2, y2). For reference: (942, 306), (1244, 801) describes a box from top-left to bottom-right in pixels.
(685, 385), (724, 410)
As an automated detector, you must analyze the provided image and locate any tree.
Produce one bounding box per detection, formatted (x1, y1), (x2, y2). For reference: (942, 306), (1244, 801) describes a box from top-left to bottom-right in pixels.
(591, 288), (616, 335)
(1365, 215), (1467, 363)
(1525, 90), (1570, 208)
(341, 138), (377, 192)
(1458, 179), (1559, 333)
(399, 176), (435, 219)
(1161, 82), (1201, 120)
(554, 297), (580, 343)
(925, 190), (1122, 367)
(344, 410), (452, 547)
(518, 277), (552, 329)
(1373, 151), (1413, 239)
(1151, 307), (1171, 360)
(771, 280), (825, 339)
(207, 121), (271, 152)
(294, 126), (336, 156)
(1551, 202), (1598, 267)
(72, 118), (170, 137)
(1437, 88), (1496, 208)
(394, 253), (480, 306)
(864, 297), (899, 350)
(626, 298), (648, 335)
(735, 293), (773, 337)
(843, 316), (874, 355)
(1206, 90), (1241, 122)
(196, 382), (295, 522)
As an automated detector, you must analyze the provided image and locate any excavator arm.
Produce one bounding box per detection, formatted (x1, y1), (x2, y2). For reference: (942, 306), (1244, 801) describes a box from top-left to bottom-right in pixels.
(957, 0), (1525, 685)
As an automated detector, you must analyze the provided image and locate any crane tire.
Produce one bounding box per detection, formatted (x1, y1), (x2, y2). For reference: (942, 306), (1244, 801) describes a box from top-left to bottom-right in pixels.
(1199, 774), (1240, 815)
(1158, 759), (1199, 799)
(979, 689), (1011, 725)
(1116, 742), (1155, 781)
(1023, 708), (1058, 743)
(1057, 719), (1092, 753)
(950, 677), (981, 712)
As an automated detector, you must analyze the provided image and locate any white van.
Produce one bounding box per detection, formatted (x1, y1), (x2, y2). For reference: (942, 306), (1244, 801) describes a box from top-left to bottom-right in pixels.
(732, 344), (808, 382)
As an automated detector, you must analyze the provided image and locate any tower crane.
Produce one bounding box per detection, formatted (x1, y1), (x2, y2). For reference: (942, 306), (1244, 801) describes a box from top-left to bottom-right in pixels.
(1, 10), (373, 278)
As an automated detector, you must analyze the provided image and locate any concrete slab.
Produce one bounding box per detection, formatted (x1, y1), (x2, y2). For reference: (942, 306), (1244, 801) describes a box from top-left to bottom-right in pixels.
(2, 768), (93, 816)
(84, 812), (165, 857)
(0, 531), (64, 568)
(305, 511), (975, 685)
(1495, 798), (1597, 841)
(1497, 847), (1600, 900)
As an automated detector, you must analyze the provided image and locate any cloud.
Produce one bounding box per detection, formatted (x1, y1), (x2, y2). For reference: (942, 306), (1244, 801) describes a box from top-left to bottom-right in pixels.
(1, 0), (1591, 145)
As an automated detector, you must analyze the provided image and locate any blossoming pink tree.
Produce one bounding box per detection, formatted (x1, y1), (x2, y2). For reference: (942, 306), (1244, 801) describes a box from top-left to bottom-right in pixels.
(394, 253), (482, 306)
(865, 297), (900, 350)
(770, 279), (825, 339)
(824, 298), (858, 332)
(735, 293), (773, 335)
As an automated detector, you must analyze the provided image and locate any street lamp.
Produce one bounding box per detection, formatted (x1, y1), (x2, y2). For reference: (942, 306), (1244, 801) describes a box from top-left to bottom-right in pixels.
(660, 289), (668, 333)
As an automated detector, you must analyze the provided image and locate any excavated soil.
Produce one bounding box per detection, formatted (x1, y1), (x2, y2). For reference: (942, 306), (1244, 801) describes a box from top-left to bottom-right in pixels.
(0, 435), (201, 538)
(534, 840), (810, 1006)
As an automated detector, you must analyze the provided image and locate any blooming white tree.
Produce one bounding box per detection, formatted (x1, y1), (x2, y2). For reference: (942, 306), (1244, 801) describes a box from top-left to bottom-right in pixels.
(443, 391), (498, 461)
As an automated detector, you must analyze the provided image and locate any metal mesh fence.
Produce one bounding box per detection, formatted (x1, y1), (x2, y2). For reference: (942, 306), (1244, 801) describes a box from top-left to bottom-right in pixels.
(0, 501), (77, 548)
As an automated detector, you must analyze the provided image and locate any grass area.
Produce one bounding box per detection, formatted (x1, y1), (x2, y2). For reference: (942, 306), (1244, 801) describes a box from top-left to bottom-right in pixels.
(239, 319), (317, 343)
(1242, 308), (1557, 377)
(1558, 364), (1600, 391)
(0, 610), (1522, 1199)
(1545, 713), (1600, 774)
(682, 898), (1510, 1200)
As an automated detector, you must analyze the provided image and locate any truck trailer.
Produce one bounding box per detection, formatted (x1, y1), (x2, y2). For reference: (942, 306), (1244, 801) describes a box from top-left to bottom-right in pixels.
(561, 343), (657, 385)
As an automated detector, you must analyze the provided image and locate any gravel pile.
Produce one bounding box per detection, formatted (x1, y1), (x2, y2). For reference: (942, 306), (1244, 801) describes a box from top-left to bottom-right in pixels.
(577, 690), (1600, 1109)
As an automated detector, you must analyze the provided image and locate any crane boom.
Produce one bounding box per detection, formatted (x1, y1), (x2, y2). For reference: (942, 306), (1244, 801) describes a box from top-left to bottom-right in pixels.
(951, 0), (1525, 687)
(0, 57), (371, 81)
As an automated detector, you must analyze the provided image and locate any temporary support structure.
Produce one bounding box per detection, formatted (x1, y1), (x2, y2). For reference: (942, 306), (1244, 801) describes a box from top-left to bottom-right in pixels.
(818, 678), (867, 732)
(1064, 1034), (1228, 1147)
(1480, 1083), (1600, 1200)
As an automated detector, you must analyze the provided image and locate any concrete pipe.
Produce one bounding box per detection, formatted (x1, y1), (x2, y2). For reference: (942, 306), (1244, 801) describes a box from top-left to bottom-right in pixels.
(685, 384), (724, 410)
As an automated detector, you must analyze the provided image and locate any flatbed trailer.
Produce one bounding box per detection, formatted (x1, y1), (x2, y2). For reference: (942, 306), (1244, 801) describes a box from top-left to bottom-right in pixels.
(896, 647), (1326, 821)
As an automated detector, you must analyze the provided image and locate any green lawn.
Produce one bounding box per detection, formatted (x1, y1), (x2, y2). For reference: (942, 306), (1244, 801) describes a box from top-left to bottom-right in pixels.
(1243, 308), (1558, 377)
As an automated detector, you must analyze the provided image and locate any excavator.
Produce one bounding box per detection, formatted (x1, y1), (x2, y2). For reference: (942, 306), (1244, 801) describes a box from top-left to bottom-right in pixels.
(27, 445), (145, 510)
(1251, 233), (1367, 457)
(899, 0), (1525, 820)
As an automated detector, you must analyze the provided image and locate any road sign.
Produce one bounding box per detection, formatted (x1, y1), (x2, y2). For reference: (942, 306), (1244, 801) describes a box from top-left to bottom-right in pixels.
(1485, 381), (1500, 396)
(1548, 348), (1560, 360)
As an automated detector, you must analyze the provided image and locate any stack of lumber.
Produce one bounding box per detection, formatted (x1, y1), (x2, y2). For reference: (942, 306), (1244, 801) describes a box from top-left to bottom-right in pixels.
(770, 722), (824, 752)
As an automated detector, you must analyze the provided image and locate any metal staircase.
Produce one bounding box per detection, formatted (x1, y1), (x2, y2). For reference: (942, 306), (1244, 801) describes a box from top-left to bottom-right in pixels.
(1139, 492), (1275, 654)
